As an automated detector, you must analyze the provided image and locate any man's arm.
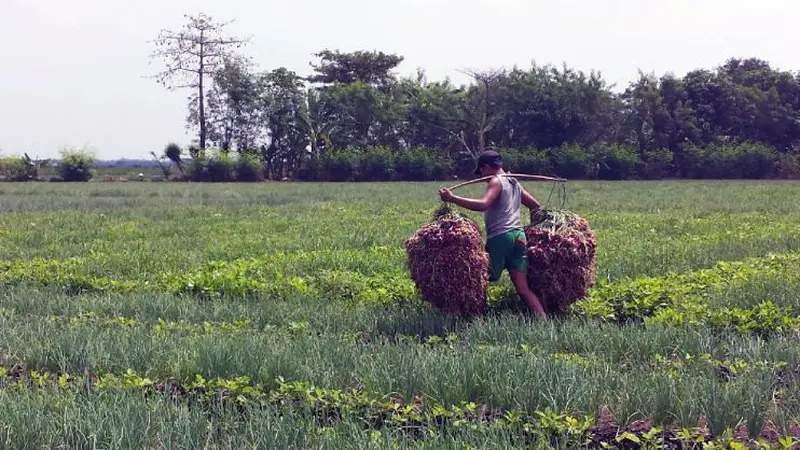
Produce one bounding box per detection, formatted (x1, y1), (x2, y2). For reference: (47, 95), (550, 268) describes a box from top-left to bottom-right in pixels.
(439, 178), (502, 212)
(521, 188), (541, 211)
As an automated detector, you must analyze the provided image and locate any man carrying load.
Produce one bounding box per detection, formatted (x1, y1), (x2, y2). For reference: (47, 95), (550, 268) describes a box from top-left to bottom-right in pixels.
(438, 150), (548, 319)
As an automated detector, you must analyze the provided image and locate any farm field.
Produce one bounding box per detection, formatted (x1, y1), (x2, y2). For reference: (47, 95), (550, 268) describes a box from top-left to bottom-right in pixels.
(1, 180), (800, 448)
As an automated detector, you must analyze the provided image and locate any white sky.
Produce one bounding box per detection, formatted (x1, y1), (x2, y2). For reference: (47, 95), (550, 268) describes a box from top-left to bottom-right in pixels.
(1, 0), (797, 160)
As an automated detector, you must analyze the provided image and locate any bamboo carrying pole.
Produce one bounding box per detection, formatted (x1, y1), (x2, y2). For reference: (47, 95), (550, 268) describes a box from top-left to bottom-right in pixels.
(446, 173), (567, 191)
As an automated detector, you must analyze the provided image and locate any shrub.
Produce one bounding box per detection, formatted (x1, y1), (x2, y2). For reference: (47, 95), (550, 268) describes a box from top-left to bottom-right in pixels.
(0, 155), (37, 181)
(636, 148), (674, 179)
(499, 148), (552, 175)
(357, 146), (395, 181)
(188, 150), (227, 182)
(674, 144), (704, 178)
(207, 151), (236, 182)
(775, 152), (800, 179)
(735, 143), (779, 179)
(186, 149), (248, 182)
(296, 155), (322, 181)
(186, 155), (209, 182)
(164, 142), (183, 174)
(394, 148), (451, 181)
(187, 144), (202, 159)
(58, 147), (95, 182)
(322, 149), (359, 182)
(164, 142), (181, 160)
(235, 152), (264, 182)
(680, 142), (778, 179)
(592, 143), (641, 180)
(547, 144), (594, 179)
(452, 154), (478, 180)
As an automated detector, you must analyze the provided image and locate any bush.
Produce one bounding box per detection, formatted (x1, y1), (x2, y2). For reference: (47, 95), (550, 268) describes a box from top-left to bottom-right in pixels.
(207, 152), (236, 182)
(58, 147), (95, 182)
(235, 152), (264, 182)
(164, 142), (183, 173)
(357, 146), (395, 181)
(0, 156), (36, 181)
(735, 143), (779, 179)
(636, 148), (674, 179)
(499, 148), (552, 175)
(165, 143), (182, 161)
(452, 154), (478, 180)
(547, 145), (594, 179)
(186, 155), (209, 182)
(187, 149), (238, 182)
(168, 143), (797, 182)
(394, 148), (451, 181)
(296, 155), (322, 181)
(592, 143), (641, 180)
(674, 144), (704, 178)
(187, 144), (202, 159)
(322, 149), (360, 182)
(775, 152), (800, 179)
(680, 142), (778, 179)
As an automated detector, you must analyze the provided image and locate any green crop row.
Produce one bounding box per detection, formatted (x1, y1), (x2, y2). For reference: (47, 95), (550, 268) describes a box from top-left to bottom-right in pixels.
(3, 251), (800, 338)
(12, 309), (800, 388)
(649, 301), (800, 337)
(573, 252), (800, 336)
(0, 255), (516, 313)
(1, 365), (797, 449)
(0, 256), (420, 307)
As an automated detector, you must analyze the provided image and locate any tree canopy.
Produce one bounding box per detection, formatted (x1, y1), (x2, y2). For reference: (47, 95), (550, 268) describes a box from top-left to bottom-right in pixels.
(148, 15), (800, 181)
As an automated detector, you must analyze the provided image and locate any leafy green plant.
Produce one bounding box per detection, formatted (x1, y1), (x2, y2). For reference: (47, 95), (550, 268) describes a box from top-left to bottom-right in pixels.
(547, 144), (594, 178)
(58, 147), (95, 182)
(0, 153), (38, 181)
(0, 366), (795, 448)
(394, 147), (451, 181)
(497, 148), (552, 175)
(592, 143), (641, 180)
(322, 149), (360, 182)
(207, 150), (236, 182)
(357, 146), (396, 181)
(164, 142), (184, 174)
(573, 252), (800, 335)
(235, 151), (264, 182)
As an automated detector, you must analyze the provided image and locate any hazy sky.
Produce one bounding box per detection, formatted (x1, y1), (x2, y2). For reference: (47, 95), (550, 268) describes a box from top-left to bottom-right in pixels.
(1, 0), (797, 160)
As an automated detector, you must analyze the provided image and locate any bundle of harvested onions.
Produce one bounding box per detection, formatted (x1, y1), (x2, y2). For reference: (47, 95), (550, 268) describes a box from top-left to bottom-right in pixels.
(404, 204), (489, 317)
(524, 208), (597, 315)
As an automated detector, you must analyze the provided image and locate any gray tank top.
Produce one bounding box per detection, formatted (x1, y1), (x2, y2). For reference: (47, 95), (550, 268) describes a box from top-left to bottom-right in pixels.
(484, 176), (523, 239)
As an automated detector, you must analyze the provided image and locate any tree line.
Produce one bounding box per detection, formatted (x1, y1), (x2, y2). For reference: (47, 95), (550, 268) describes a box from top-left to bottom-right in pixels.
(3, 12), (800, 182)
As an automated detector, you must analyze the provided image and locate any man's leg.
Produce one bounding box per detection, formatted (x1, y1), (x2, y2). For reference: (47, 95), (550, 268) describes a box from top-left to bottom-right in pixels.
(506, 229), (547, 319)
(508, 270), (547, 319)
(485, 236), (504, 283)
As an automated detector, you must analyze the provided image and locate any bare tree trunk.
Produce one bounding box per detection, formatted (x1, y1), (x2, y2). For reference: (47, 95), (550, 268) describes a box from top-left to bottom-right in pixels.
(149, 13), (250, 152)
(199, 37), (206, 149)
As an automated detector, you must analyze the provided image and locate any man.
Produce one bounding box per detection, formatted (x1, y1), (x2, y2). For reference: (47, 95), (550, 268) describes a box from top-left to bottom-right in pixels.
(438, 150), (548, 319)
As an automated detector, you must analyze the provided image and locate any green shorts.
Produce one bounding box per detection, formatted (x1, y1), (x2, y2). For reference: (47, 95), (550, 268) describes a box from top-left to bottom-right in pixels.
(485, 228), (528, 282)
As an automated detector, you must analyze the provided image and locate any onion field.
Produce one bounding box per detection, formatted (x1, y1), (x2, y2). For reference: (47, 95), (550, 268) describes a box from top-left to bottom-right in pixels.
(1, 180), (800, 449)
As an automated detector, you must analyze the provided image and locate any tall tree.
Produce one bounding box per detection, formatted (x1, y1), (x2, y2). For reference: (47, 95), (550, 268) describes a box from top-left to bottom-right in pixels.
(400, 72), (462, 151)
(456, 69), (507, 159)
(297, 88), (336, 157)
(261, 68), (308, 178)
(307, 49), (404, 86)
(204, 55), (265, 151)
(304, 49), (407, 150)
(320, 81), (408, 148)
(149, 13), (250, 149)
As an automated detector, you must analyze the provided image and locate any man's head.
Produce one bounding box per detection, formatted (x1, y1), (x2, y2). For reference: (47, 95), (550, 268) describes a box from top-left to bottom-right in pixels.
(473, 151), (504, 176)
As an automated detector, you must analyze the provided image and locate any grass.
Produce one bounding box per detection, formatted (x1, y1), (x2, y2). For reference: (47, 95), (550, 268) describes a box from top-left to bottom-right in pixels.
(1, 180), (800, 448)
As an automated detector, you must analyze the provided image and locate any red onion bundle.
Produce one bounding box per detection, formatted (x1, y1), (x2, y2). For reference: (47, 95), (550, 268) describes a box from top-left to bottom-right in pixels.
(524, 209), (597, 315)
(404, 205), (489, 317)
